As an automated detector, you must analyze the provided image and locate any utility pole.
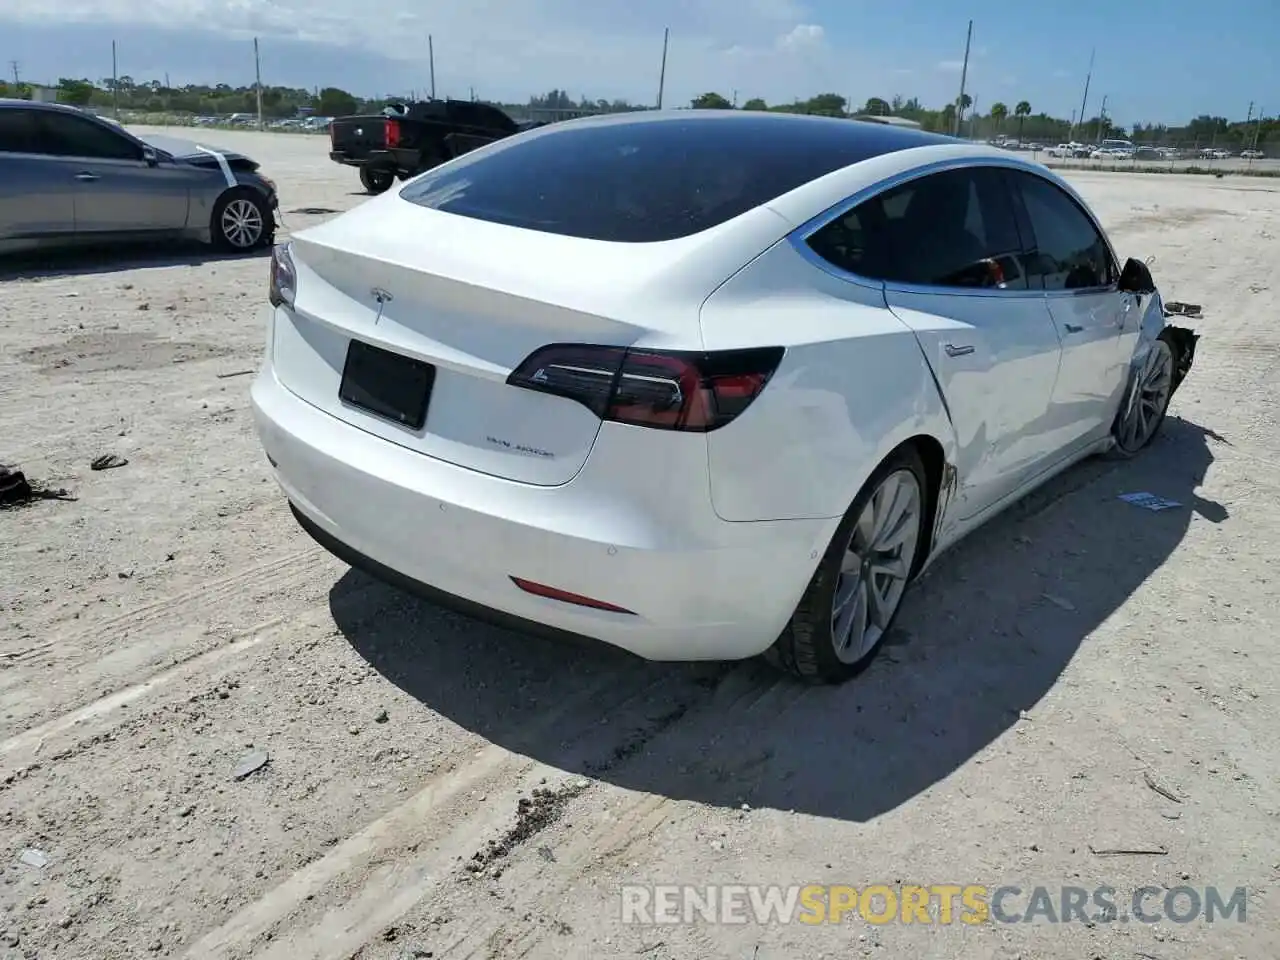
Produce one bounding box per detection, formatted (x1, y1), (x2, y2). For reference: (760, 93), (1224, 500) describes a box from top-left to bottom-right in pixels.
(1096, 94), (1108, 143)
(732, 89), (737, 108)
(428, 35), (436, 99)
(9, 60), (20, 88)
(954, 19), (972, 136)
(656, 27), (669, 109)
(253, 38), (263, 129)
(111, 41), (119, 119)
(1072, 47), (1094, 142)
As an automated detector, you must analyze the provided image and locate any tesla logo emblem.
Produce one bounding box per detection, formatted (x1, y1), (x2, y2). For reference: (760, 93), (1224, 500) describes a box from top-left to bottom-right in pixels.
(371, 288), (393, 325)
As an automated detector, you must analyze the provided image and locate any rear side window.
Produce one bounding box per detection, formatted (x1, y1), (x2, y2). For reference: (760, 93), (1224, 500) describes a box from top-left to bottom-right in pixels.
(0, 110), (40, 154)
(808, 166), (1031, 289)
(400, 116), (935, 242)
(1007, 170), (1115, 290)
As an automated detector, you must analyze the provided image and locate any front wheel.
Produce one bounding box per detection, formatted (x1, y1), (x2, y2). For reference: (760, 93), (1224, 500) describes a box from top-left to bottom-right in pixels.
(765, 446), (928, 684)
(359, 167), (395, 194)
(1108, 332), (1178, 458)
(211, 188), (271, 252)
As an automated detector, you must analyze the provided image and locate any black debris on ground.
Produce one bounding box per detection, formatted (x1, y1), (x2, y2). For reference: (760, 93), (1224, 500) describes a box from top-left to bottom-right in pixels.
(464, 781), (589, 874)
(0, 465), (75, 510)
(90, 454), (129, 471)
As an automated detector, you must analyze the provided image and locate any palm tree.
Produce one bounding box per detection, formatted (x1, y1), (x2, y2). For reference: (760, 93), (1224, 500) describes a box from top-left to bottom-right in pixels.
(990, 102), (1009, 134)
(1015, 100), (1032, 143)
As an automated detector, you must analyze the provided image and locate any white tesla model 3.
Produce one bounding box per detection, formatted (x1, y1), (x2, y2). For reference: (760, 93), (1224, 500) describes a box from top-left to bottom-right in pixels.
(252, 110), (1198, 684)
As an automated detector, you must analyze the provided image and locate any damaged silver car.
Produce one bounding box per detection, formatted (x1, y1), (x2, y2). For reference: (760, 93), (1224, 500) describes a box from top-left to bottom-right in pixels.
(0, 99), (278, 255)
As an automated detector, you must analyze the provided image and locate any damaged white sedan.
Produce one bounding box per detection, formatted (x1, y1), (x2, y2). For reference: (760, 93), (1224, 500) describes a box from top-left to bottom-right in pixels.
(252, 110), (1197, 684)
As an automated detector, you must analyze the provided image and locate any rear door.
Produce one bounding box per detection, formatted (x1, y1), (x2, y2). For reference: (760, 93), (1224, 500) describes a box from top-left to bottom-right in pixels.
(36, 111), (190, 234)
(0, 107), (77, 242)
(859, 165), (1065, 517)
(1005, 169), (1131, 451)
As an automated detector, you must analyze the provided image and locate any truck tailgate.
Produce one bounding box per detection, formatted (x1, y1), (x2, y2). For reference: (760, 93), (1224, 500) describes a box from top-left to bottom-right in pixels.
(329, 116), (387, 158)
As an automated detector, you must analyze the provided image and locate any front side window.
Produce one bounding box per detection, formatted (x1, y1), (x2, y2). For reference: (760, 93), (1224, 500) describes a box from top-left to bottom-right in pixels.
(35, 113), (142, 162)
(1008, 171), (1115, 290)
(807, 166), (1032, 290)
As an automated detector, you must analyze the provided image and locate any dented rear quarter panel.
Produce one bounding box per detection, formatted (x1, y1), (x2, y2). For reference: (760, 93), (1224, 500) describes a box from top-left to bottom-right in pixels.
(698, 238), (960, 524)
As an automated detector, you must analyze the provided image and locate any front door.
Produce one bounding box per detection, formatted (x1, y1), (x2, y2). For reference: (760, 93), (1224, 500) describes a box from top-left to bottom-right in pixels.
(36, 111), (190, 236)
(1005, 169), (1130, 450)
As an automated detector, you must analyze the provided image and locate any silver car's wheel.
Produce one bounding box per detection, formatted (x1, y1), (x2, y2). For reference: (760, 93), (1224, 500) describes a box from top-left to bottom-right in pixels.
(831, 469), (922, 664)
(211, 189), (271, 252)
(220, 198), (265, 249)
(1113, 338), (1175, 454)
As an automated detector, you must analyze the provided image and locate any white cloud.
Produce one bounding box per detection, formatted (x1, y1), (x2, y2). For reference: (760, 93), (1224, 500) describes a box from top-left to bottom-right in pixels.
(3, 0), (852, 104)
(776, 23), (824, 50)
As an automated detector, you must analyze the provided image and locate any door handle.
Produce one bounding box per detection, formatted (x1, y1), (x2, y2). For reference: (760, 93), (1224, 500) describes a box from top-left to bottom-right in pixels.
(75, 172), (100, 182)
(944, 343), (975, 357)
(1063, 323), (1084, 334)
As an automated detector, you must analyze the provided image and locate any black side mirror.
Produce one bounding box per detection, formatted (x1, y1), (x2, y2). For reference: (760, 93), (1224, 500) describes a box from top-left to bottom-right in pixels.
(1118, 256), (1156, 294)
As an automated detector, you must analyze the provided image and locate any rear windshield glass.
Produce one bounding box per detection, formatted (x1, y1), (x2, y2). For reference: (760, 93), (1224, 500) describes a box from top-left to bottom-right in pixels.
(399, 114), (950, 242)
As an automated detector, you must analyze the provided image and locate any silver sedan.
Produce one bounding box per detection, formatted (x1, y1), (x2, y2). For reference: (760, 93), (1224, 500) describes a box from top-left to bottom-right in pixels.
(0, 99), (278, 255)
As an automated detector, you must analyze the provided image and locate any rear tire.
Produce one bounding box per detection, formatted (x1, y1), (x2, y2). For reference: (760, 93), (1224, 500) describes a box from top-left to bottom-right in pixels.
(360, 167), (395, 194)
(765, 446), (929, 684)
(210, 187), (271, 252)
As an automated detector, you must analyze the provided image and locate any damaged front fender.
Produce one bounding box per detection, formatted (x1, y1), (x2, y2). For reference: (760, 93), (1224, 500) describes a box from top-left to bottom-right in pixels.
(1114, 288), (1200, 449)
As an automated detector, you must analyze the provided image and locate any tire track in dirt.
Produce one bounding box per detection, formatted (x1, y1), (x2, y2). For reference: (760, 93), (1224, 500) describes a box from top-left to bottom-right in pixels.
(424, 670), (814, 960)
(0, 547), (329, 730)
(184, 667), (686, 960)
(0, 615), (292, 775)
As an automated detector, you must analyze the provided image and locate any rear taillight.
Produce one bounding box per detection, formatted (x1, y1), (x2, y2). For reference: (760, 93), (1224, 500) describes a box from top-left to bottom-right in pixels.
(385, 119), (401, 148)
(268, 242), (296, 309)
(506, 344), (784, 432)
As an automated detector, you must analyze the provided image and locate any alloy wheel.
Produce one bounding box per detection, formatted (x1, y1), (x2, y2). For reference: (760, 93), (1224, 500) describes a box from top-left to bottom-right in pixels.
(1117, 339), (1174, 451)
(830, 468), (922, 664)
(221, 198), (265, 249)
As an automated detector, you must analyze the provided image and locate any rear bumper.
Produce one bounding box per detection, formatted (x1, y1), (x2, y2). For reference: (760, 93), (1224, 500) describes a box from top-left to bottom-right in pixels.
(251, 366), (836, 661)
(328, 150), (395, 168)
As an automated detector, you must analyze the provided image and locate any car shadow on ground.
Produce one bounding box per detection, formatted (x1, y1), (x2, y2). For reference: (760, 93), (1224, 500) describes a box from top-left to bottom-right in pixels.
(0, 242), (269, 281)
(330, 415), (1225, 823)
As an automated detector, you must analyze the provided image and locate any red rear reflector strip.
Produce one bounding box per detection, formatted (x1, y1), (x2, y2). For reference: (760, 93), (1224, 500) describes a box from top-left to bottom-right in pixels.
(510, 577), (636, 615)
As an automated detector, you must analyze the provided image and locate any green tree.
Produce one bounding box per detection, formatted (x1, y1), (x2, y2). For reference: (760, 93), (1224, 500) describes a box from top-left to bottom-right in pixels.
(990, 101), (1008, 132)
(742, 97), (768, 111)
(690, 91), (733, 109)
(862, 97), (890, 116)
(317, 86), (358, 117)
(803, 93), (847, 116)
(1014, 100), (1031, 142)
(57, 78), (97, 106)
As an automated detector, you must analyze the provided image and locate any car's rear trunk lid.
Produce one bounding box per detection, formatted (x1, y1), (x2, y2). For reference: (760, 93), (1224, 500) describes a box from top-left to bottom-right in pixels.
(274, 196), (766, 486)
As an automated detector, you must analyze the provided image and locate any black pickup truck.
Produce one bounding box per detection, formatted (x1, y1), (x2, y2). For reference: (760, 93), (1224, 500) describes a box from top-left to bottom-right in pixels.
(329, 99), (545, 194)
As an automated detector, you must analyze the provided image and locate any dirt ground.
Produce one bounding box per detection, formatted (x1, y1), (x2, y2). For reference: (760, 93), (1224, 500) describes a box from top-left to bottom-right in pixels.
(2, 128), (1278, 960)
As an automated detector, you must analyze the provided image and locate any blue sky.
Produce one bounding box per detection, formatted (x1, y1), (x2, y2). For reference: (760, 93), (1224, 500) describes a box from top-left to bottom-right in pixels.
(2, 0), (1274, 124)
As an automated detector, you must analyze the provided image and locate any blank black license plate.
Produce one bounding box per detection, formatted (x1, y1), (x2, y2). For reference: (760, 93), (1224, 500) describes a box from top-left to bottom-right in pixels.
(339, 340), (435, 431)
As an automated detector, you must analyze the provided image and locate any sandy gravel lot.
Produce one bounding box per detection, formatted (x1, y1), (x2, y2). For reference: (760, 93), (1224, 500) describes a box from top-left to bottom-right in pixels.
(2, 128), (1279, 960)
